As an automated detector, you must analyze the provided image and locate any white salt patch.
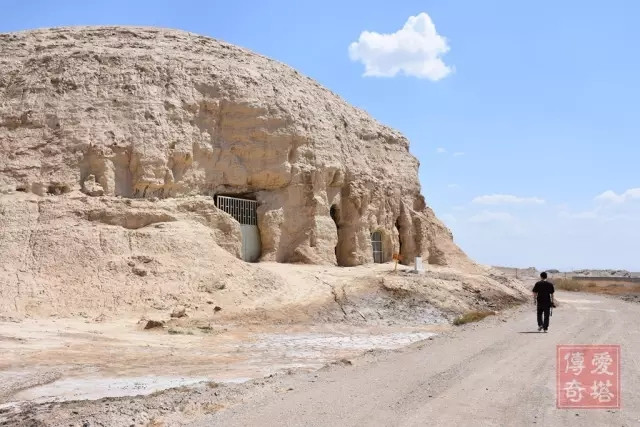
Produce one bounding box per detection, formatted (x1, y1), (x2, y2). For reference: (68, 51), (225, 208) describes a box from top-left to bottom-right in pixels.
(10, 375), (209, 404)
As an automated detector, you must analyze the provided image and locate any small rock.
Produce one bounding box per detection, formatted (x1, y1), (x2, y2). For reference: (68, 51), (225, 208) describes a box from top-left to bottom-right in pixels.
(171, 306), (187, 318)
(132, 267), (148, 277)
(213, 306), (222, 312)
(81, 174), (104, 197)
(143, 320), (164, 330)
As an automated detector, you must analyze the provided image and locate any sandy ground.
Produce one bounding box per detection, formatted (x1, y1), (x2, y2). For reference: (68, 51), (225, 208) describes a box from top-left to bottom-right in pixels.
(0, 260), (526, 427)
(2, 290), (638, 426)
(201, 291), (639, 427)
(0, 318), (448, 407)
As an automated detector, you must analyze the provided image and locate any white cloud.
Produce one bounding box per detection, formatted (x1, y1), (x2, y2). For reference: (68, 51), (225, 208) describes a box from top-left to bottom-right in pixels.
(468, 211), (515, 224)
(436, 147), (447, 154)
(472, 194), (546, 205)
(453, 152), (465, 157)
(595, 188), (640, 204)
(454, 196), (640, 270)
(348, 12), (452, 81)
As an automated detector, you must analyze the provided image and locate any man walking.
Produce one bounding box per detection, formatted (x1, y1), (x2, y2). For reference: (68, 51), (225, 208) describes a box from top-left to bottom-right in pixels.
(533, 272), (555, 332)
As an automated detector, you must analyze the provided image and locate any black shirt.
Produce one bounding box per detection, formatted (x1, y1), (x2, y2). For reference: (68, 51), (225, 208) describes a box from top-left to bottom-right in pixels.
(533, 280), (555, 307)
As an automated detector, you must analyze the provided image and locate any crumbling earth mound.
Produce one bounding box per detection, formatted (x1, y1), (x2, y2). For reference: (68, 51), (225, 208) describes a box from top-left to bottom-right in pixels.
(0, 27), (528, 319)
(2, 26), (468, 267)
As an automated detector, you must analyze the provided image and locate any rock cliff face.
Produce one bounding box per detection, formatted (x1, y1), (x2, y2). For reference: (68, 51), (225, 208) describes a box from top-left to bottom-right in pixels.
(0, 26), (468, 268)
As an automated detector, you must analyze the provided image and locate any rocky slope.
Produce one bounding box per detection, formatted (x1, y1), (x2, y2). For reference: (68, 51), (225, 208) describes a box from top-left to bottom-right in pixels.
(0, 26), (527, 317)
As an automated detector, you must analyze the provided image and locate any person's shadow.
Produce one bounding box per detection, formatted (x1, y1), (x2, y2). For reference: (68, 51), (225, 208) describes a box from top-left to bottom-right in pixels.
(518, 331), (543, 334)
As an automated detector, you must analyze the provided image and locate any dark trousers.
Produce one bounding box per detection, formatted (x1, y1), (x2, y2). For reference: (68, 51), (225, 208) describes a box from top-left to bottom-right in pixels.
(537, 306), (551, 330)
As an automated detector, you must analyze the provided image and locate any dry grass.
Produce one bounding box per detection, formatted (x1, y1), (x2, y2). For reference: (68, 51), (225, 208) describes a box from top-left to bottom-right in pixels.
(453, 310), (495, 326)
(202, 402), (226, 414)
(555, 278), (640, 295)
(555, 279), (584, 292)
(167, 328), (194, 335)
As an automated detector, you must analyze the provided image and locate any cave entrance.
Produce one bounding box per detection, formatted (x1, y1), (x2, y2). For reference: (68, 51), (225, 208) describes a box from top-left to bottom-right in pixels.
(330, 204), (341, 265)
(371, 230), (384, 263)
(216, 195), (261, 262)
(395, 219), (403, 259)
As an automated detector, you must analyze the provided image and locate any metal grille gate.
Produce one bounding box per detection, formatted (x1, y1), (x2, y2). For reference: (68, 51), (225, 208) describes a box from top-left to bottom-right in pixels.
(216, 196), (261, 262)
(372, 231), (383, 263)
(216, 196), (258, 225)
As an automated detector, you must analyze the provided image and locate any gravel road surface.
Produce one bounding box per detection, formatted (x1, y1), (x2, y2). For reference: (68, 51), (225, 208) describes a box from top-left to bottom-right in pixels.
(198, 291), (639, 426)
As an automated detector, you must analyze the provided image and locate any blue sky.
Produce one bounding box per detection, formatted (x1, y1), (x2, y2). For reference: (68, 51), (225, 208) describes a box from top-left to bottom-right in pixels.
(2, 0), (639, 270)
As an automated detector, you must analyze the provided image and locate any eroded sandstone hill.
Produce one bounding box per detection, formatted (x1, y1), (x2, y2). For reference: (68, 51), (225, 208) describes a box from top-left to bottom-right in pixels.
(0, 27), (527, 317)
(0, 26), (467, 267)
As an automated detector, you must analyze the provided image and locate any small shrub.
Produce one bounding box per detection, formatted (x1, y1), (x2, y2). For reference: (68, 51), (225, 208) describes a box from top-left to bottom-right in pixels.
(555, 279), (584, 292)
(167, 328), (194, 335)
(453, 310), (495, 326)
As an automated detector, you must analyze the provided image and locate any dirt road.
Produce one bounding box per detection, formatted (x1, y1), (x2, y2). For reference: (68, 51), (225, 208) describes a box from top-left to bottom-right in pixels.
(196, 291), (639, 426)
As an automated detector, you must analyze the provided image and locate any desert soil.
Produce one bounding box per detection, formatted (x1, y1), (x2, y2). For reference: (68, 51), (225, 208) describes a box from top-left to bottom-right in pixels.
(2, 290), (638, 426)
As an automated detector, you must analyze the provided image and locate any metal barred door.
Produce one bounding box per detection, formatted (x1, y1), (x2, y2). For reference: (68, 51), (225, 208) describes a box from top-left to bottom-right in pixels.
(371, 231), (383, 263)
(216, 196), (261, 262)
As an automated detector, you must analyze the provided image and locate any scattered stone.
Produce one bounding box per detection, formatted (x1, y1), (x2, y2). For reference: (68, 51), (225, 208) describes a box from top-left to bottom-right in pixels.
(213, 306), (222, 313)
(132, 267), (148, 277)
(171, 306), (187, 318)
(81, 175), (104, 197)
(143, 320), (164, 330)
